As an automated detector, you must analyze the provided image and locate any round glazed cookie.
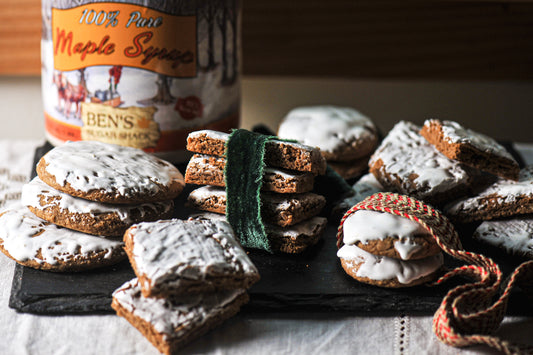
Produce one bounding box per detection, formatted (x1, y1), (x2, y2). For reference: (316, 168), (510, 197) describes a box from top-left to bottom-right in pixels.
(341, 210), (441, 260)
(337, 244), (444, 288)
(277, 106), (378, 162)
(0, 207), (126, 272)
(36, 141), (185, 204)
(22, 177), (174, 236)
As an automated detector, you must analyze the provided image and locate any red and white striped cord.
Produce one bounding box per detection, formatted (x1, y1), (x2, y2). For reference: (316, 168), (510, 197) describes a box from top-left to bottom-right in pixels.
(336, 192), (533, 355)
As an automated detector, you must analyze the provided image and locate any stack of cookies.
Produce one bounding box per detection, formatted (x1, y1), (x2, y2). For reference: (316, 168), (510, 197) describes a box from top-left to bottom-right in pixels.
(112, 218), (260, 354)
(0, 140), (184, 272)
(184, 129), (329, 253)
(277, 106), (379, 180)
(337, 118), (531, 286)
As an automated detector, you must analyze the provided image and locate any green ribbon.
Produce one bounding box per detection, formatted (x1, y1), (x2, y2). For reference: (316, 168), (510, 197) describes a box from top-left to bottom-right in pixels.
(224, 129), (273, 252)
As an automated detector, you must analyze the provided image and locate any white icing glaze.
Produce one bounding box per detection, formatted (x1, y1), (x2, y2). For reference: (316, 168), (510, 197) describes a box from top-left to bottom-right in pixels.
(277, 106), (376, 153)
(0, 207), (123, 264)
(41, 140), (183, 196)
(474, 216), (533, 257)
(369, 121), (471, 199)
(445, 165), (533, 214)
(21, 177), (173, 222)
(112, 278), (244, 337)
(427, 119), (515, 161)
(343, 210), (430, 260)
(129, 219), (258, 290)
(337, 244), (443, 284)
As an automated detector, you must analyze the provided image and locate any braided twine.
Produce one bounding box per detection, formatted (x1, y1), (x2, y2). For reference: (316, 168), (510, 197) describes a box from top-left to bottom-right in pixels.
(336, 192), (533, 355)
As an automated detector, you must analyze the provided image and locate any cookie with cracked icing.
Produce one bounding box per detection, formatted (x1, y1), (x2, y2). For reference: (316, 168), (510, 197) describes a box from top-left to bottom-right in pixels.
(445, 165), (533, 223)
(36, 141), (185, 204)
(339, 209), (441, 260)
(473, 215), (533, 259)
(190, 212), (327, 254)
(277, 106), (378, 162)
(185, 153), (315, 194)
(124, 218), (260, 298)
(420, 119), (519, 181)
(0, 207), (125, 272)
(186, 130), (327, 175)
(22, 177), (174, 237)
(112, 278), (248, 355)
(187, 185), (326, 227)
(369, 121), (474, 206)
(337, 244), (444, 288)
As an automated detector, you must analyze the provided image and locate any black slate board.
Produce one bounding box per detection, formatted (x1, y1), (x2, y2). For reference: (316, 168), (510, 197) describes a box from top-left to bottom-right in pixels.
(9, 142), (533, 315)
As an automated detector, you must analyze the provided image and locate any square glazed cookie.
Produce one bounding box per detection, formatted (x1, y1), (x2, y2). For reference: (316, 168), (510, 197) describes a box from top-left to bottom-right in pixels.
(369, 121), (474, 205)
(112, 278), (248, 355)
(124, 218), (260, 298)
(420, 119), (519, 181)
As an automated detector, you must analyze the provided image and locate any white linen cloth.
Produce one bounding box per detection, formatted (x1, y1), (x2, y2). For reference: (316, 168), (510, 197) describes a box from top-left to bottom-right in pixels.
(0, 139), (532, 355)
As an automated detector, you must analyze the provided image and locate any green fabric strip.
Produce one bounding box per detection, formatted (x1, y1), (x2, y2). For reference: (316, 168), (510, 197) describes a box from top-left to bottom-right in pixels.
(224, 129), (273, 252)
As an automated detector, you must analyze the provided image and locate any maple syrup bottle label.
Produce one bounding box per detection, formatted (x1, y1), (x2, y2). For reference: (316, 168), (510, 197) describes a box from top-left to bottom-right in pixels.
(41, 0), (241, 163)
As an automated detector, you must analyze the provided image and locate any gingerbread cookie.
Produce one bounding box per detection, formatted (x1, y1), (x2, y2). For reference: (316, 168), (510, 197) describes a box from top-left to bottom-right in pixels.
(473, 215), (533, 259)
(341, 210), (441, 260)
(185, 154), (315, 194)
(112, 278), (248, 355)
(0, 207), (125, 271)
(369, 121), (474, 205)
(445, 165), (533, 223)
(22, 177), (174, 236)
(277, 106), (378, 162)
(36, 140), (185, 204)
(420, 119), (519, 181)
(124, 218), (260, 298)
(190, 212), (327, 254)
(187, 130), (327, 175)
(337, 244), (444, 288)
(187, 185), (326, 227)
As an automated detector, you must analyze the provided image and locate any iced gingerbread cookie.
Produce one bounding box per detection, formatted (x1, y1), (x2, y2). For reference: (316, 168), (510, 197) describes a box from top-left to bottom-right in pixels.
(190, 212), (327, 254)
(369, 121), (474, 205)
(124, 218), (260, 298)
(337, 244), (444, 288)
(473, 215), (533, 259)
(277, 106), (379, 162)
(22, 177), (174, 236)
(445, 165), (533, 223)
(187, 185), (326, 227)
(112, 278), (248, 355)
(340, 210), (441, 260)
(187, 130), (327, 175)
(420, 119), (519, 181)
(185, 154), (315, 194)
(0, 207), (125, 272)
(36, 141), (185, 204)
